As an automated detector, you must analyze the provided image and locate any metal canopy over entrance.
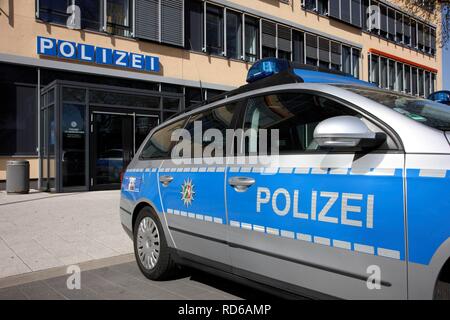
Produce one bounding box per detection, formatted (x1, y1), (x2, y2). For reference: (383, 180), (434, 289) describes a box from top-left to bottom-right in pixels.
(39, 80), (182, 192)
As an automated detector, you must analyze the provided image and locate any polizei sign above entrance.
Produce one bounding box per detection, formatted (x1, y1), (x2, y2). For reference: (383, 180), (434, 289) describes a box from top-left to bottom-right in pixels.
(37, 36), (160, 73)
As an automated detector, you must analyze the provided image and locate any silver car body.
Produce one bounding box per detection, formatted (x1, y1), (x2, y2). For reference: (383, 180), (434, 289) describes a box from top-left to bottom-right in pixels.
(120, 83), (450, 299)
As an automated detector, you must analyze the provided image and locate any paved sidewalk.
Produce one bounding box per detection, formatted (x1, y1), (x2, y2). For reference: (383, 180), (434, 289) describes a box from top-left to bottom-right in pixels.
(0, 190), (133, 279)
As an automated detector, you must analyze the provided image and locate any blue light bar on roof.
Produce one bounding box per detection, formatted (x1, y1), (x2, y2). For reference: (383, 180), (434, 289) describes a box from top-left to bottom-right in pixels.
(246, 58), (290, 83)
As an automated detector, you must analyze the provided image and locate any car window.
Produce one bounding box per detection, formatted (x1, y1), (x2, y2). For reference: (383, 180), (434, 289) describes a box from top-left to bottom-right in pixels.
(434, 92), (450, 102)
(339, 86), (450, 131)
(177, 104), (237, 158)
(242, 92), (372, 154)
(140, 118), (187, 160)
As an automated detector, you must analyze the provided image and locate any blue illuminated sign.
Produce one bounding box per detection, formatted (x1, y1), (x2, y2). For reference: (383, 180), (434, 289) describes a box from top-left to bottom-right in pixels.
(37, 36), (160, 73)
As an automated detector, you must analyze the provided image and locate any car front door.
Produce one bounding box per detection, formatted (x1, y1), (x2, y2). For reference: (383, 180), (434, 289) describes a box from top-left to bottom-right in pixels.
(226, 90), (407, 299)
(159, 103), (239, 267)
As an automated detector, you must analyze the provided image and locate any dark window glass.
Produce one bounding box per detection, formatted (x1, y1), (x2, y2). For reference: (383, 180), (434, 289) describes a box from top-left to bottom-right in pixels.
(418, 69), (424, 96)
(319, 38), (330, 69)
(370, 54), (380, 86)
(318, 0), (328, 15)
(395, 62), (403, 92)
(351, 0), (361, 27)
(411, 20), (417, 48)
(106, 0), (132, 37)
(292, 30), (305, 64)
(78, 0), (101, 30)
(404, 65), (411, 93)
(380, 5), (388, 37)
(329, 0), (340, 19)
(242, 92), (359, 154)
(277, 25), (292, 60)
(341, 86), (450, 131)
(140, 119), (186, 159)
(135, 116), (159, 151)
(262, 20), (277, 58)
(424, 26), (431, 53)
(341, 0), (351, 23)
(244, 16), (260, 62)
(163, 97), (181, 111)
(305, 34), (318, 66)
(388, 60), (395, 90)
(38, 0), (71, 24)
(395, 12), (403, 43)
(352, 48), (360, 78)
(431, 28), (436, 55)
(304, 0), (316, 11)
(90, 91), (160, 109)
(161, 84), (183, 94)
(412, 67), (418, 95)
(185, 0), (204, 51)
(418, 22), (424, 50)
(207, 89), (225, 100)
(342, 45), (351, 74)
(181, 104), (237, 158)
(361, 0), (369, 30)
(380, 57), (388, 89)
(425, 72), (431, 97)
(185, 87), (204, 108)
(206, 4), (224, 55)
(226, 10), (243, 59)
(331, 42), (341, 71)
(388, 8), (395, 41)
(403, 16), (411, 46)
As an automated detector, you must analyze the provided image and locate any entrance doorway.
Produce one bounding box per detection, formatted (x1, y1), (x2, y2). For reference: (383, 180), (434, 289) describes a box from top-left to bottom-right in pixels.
(39, 80), (182, 192)
(91, 111), (158, 190)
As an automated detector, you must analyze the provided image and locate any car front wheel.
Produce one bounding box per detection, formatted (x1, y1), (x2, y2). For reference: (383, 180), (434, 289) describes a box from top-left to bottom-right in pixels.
(133, 207), (176, 280)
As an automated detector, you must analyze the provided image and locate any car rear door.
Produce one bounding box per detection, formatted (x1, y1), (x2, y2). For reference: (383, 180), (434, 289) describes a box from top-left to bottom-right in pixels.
(225, 90), (407, 299)
(159, 103), (240, 267)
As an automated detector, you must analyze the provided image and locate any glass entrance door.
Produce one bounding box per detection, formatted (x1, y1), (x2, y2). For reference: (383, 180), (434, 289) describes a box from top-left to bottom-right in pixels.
(91, 111), (159, 190)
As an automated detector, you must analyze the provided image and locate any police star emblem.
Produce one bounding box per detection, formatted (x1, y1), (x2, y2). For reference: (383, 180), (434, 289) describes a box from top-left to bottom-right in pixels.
(181, 179), (195, 207)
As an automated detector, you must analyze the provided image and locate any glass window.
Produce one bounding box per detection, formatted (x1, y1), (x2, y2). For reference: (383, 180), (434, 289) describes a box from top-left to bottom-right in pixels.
(90, 90), (160, 109)
(380, 5), (388, 38)
(351, 0), (361, 27)
(352, 48), (360, 78)
(388, 60), (395, 90)
(361, 0), (369, 30)
(38, 0), (71, 25)
(380, 57), (388, 89)
(370, 54), (380, 86)
(304, 0), (316, 11)
(244, 16), (260, 62)
(185, 0), (204, 51)
(412, 67), (418, 95)
(417, 22), (424, 51)
(277, 25), (292, 61)
(395, 12), (403, 43)
(206, 4), (224, 55)
(342, 45), (351, 75)
(418, 69), (424, 97)
(425, 72), (431, 97)
(331, 42), (341, 71)
(180, 104), (237, 158)
(341, 86), (450, 131)
(318, 38), (330, 69)
(106, 0), (131, 37)
(404, 65), (411, 94)
(140, 119), (187, 159)
(305, 34), (318, 66)
(411, 19), (417, 48)
(242, 92), (359, 154)
(262, 20), (277, 58)
(431, 74), (436, 94)
(78, 0), (101, 30)
(424, 26), (431, 53)
(318, 0), (329, 15)
(431, 28), (436, 55)
(185, 87), (204, 108)
(388, 8), (395, 41)
(341, 0), (351, 23)
(226, 10), (243, 60)
(292, 30), (305, 64)
(403, 16), (411, 46)
(395, 62), (403, 92)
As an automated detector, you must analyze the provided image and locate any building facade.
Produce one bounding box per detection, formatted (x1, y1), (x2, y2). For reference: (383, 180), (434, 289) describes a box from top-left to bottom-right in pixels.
(0, 0), (442, 192)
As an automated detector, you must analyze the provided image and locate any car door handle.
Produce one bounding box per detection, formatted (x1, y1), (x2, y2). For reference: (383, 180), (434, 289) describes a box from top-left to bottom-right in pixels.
(228, 177), (256, 193)
(159, 175), (174, 187)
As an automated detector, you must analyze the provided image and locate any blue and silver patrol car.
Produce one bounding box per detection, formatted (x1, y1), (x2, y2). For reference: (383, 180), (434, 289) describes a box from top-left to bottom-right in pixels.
(120, 58), (450, 300)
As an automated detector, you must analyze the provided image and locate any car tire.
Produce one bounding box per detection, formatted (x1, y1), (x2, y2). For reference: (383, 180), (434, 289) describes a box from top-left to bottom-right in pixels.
(133, 206), (177, 280)
(435, 280), (450, 300)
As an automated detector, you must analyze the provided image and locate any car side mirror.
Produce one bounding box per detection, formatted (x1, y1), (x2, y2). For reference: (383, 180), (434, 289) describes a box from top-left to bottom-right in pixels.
(313, 116), (386, 149)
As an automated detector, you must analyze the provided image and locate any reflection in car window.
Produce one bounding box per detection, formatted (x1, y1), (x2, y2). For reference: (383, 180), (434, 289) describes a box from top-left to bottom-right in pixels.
(140, 119), (186, 159)
(339, 86), (450, 131)
(243, 93), (358, 154)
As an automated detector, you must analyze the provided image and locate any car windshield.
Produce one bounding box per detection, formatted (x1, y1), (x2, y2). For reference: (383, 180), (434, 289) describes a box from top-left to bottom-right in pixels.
(337, 85), (450, 131)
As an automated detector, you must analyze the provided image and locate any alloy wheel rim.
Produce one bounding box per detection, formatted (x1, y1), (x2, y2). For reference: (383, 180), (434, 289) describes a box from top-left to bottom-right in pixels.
(137, 217), (160, 270)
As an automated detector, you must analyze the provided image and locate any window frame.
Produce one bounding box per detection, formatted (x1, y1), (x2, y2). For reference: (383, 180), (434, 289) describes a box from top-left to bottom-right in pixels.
(236, 88), (402, 155)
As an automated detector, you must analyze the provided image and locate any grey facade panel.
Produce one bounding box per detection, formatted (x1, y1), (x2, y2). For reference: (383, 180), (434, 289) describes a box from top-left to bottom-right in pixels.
(161, 0), (184, 46)
(135, 0), (160, 42)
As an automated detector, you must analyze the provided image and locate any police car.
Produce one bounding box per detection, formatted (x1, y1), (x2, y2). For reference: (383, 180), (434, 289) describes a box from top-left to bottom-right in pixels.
(120, 58), (450, 300)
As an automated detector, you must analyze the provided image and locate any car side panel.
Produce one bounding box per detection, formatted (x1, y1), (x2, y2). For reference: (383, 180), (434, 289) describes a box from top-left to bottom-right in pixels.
(406, 154), (450, 299)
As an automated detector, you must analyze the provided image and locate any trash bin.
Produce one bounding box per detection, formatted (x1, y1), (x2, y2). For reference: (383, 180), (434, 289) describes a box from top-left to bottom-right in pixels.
(6, 160), (30, 194)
